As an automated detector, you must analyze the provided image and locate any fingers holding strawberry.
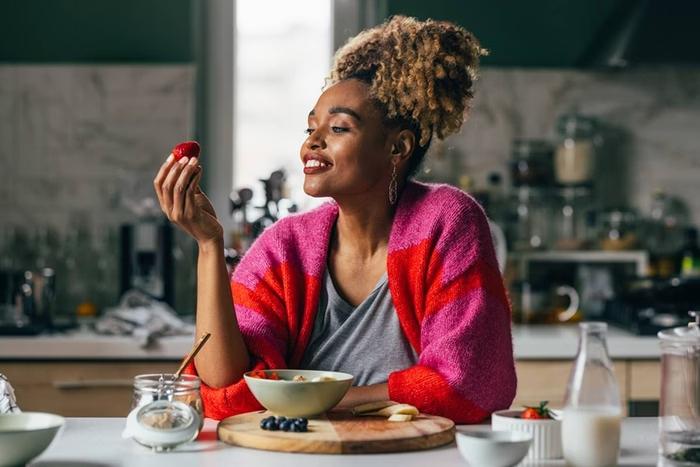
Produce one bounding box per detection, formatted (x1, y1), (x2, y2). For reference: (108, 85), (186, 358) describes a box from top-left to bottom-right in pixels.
(153, 142), (223, 246)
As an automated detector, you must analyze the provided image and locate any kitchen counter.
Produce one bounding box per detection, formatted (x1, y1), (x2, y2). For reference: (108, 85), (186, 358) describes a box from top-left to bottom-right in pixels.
(32, 417), (660, 466)
(0, 324), (661, 360)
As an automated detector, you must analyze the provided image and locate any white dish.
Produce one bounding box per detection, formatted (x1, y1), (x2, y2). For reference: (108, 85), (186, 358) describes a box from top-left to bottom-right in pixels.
(492, 409), (562, 460)
(244, 369), (353, 418)
(455, 428), (532, 467)
(0, 412), (64, 467)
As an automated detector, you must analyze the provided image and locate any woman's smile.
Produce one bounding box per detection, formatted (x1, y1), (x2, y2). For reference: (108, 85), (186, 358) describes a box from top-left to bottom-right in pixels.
(302, 152), (333, 174)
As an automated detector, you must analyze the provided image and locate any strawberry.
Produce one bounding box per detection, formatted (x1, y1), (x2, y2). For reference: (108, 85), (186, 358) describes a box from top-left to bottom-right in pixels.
(172, 141), (200, 161)
(521, 401), (553, 419)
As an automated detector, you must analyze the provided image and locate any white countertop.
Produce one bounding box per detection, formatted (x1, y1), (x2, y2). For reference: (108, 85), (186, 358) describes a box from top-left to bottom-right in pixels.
(0, 324), (661, 360)
(31, 417), (660, 466)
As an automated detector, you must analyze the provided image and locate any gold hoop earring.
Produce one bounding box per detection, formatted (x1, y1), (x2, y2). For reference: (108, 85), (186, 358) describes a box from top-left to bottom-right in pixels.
(389, 158), (399, 205)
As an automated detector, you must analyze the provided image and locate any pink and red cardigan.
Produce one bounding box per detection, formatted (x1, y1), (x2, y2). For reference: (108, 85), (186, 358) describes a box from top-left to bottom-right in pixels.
(190, 181), (517, 423)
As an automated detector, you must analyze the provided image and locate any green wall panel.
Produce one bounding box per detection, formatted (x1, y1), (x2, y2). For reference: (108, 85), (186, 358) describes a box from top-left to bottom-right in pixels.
(385, 0), (623, 67)
(1, 0), (194, 62)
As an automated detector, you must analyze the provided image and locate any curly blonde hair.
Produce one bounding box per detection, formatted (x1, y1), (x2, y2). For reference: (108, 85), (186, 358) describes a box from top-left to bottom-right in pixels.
(330, 15), (487, 168)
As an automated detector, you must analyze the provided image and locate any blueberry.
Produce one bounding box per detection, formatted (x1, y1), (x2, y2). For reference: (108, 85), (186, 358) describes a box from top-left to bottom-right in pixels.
(264, 419), (279, 431)
(260, 419), (268, 429)
(296, 418), (308, 427)
(291, 424), (303, 432)
(280, 420), (294, 431)
(277, 416), (287, 423)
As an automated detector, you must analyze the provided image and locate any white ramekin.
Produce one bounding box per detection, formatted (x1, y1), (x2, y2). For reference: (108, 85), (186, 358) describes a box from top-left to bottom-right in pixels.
(491, 409), (562, 460)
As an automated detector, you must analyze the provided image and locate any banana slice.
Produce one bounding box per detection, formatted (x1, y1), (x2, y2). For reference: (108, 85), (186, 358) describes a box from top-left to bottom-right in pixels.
(377, 404), (419, 417)
(352, 400), (397, 415)
(388, 414), (413, 422)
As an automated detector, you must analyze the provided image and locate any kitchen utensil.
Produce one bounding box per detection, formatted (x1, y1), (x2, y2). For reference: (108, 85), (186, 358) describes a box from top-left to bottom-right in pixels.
(243, 369), (352, 418)
(455, 428), (532, 467)
(0, 412), (64, 467)
(658, 310), (700, 463)
(218, 409), (454, 454)
(492, 409), (562, 460)
(173, 332), (211, 381)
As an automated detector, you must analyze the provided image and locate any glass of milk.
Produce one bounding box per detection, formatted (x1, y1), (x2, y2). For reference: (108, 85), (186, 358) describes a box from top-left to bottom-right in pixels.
(562, 322), (622, 467)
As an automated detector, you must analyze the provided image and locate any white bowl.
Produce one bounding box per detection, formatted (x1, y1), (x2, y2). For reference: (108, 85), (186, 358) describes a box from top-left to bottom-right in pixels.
(492, 409), (562, 460)
(243, 369), (353, 418)
(456, 429), (532, 467)
(0, 412), (65, 467)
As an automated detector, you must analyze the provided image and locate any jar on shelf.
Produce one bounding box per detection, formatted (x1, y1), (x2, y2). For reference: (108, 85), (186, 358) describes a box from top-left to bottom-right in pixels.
(508, 187), (552, 251)
(554, 187), (592, 250)
(510, 139), (554, 187)
(554, 114), (597, 186)
(598, 209), (639, 251)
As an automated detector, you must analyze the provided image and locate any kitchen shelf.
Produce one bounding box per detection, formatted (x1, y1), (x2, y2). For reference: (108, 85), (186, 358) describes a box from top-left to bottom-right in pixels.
(511, 250), (649, 277)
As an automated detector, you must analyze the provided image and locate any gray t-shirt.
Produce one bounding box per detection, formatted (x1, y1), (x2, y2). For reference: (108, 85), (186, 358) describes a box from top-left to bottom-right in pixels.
(299, 270), (418, 386)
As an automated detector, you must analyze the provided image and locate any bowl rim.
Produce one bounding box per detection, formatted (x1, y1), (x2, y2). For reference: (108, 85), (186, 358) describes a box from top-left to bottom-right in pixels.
(492, 409), (562, 423)
(456, 429), (533, 443)
(0, 412), (65, 434)
(244, 369), (353, 384)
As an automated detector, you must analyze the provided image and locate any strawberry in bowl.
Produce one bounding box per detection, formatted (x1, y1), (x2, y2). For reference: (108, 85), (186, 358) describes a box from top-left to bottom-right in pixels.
(492, 401), (562, 461)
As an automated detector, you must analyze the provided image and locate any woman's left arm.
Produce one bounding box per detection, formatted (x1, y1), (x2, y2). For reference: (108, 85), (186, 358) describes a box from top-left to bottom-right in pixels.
(387, 200), (517, 423)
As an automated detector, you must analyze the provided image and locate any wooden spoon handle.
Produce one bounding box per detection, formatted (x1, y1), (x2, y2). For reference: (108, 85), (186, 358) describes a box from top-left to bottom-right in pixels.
(173, 332), (211, 380)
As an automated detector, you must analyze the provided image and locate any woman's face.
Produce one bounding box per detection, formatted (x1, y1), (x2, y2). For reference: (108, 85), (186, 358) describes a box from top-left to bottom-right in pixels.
(300, 79), (397, 201)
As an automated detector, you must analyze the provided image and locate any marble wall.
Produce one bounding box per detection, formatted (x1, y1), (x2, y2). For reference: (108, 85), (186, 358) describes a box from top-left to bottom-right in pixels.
(0, 65), (196, 229)
(424, 66), (700, 226)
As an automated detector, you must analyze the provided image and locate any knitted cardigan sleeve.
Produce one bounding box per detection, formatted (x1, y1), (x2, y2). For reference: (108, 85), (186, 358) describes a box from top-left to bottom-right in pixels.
(186, 225), (289, 420)
(387, 193), (517, 423)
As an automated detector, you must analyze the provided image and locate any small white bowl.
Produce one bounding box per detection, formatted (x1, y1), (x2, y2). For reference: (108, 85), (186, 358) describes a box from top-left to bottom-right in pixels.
(243, 369), (353, 418)
(456, 429), (532, 467)
(492, 409), (562, 460)
(0, 412), (65, 467)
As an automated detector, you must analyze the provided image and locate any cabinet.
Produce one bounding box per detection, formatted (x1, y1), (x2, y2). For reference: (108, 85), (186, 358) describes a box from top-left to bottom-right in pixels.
(513, 359), (661, 416)
(1, 361), (177, 417)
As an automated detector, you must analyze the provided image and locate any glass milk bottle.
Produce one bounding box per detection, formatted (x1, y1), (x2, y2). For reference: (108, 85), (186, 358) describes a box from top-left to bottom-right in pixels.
(562, 322), (622, 467)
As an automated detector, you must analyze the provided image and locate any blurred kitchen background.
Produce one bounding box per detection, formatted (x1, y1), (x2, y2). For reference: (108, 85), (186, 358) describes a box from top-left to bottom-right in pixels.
(0, 0), (700, 333)
(1, 0), (699, 416)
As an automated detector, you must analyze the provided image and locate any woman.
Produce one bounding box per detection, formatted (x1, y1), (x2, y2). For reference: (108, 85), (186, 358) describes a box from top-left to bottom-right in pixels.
(153, 16), (516, 423)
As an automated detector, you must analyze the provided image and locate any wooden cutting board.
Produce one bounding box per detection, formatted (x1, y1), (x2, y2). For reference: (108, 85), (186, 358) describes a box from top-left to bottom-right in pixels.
(217, 410), (455, 454)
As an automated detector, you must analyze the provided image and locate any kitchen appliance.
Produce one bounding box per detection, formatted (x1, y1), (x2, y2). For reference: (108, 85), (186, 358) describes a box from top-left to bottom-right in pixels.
(604, 276), (700, 336)
(658, 311), (700, 464)
(120, 218), (174, 306)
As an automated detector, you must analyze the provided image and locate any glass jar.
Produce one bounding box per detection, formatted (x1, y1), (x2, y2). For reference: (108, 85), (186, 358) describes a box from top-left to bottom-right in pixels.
(598, 209), (639, 251)
(554, 187), (592, 250)
(658, 312), (700, 464)
(508, 187), (551, 251)
(562, 322), (622, 467)
(510, 139), (554, 187)
(555, 114), (597, 186)
(126, 374), (203, 451)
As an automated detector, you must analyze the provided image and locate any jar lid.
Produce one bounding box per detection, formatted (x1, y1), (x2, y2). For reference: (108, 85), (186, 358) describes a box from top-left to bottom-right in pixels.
(658, 311), (700, 343)
(557, 113), (596, 137)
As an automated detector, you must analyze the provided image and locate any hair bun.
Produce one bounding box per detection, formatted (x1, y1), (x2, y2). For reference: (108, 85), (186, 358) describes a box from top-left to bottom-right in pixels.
(330, 15), (487, 146)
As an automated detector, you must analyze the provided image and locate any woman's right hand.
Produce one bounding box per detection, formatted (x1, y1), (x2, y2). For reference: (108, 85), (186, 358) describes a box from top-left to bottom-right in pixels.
(153, 154), (224, 246)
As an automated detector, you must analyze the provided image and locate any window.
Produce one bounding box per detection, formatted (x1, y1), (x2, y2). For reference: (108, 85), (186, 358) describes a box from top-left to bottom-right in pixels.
(234, 0), (332, 210)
